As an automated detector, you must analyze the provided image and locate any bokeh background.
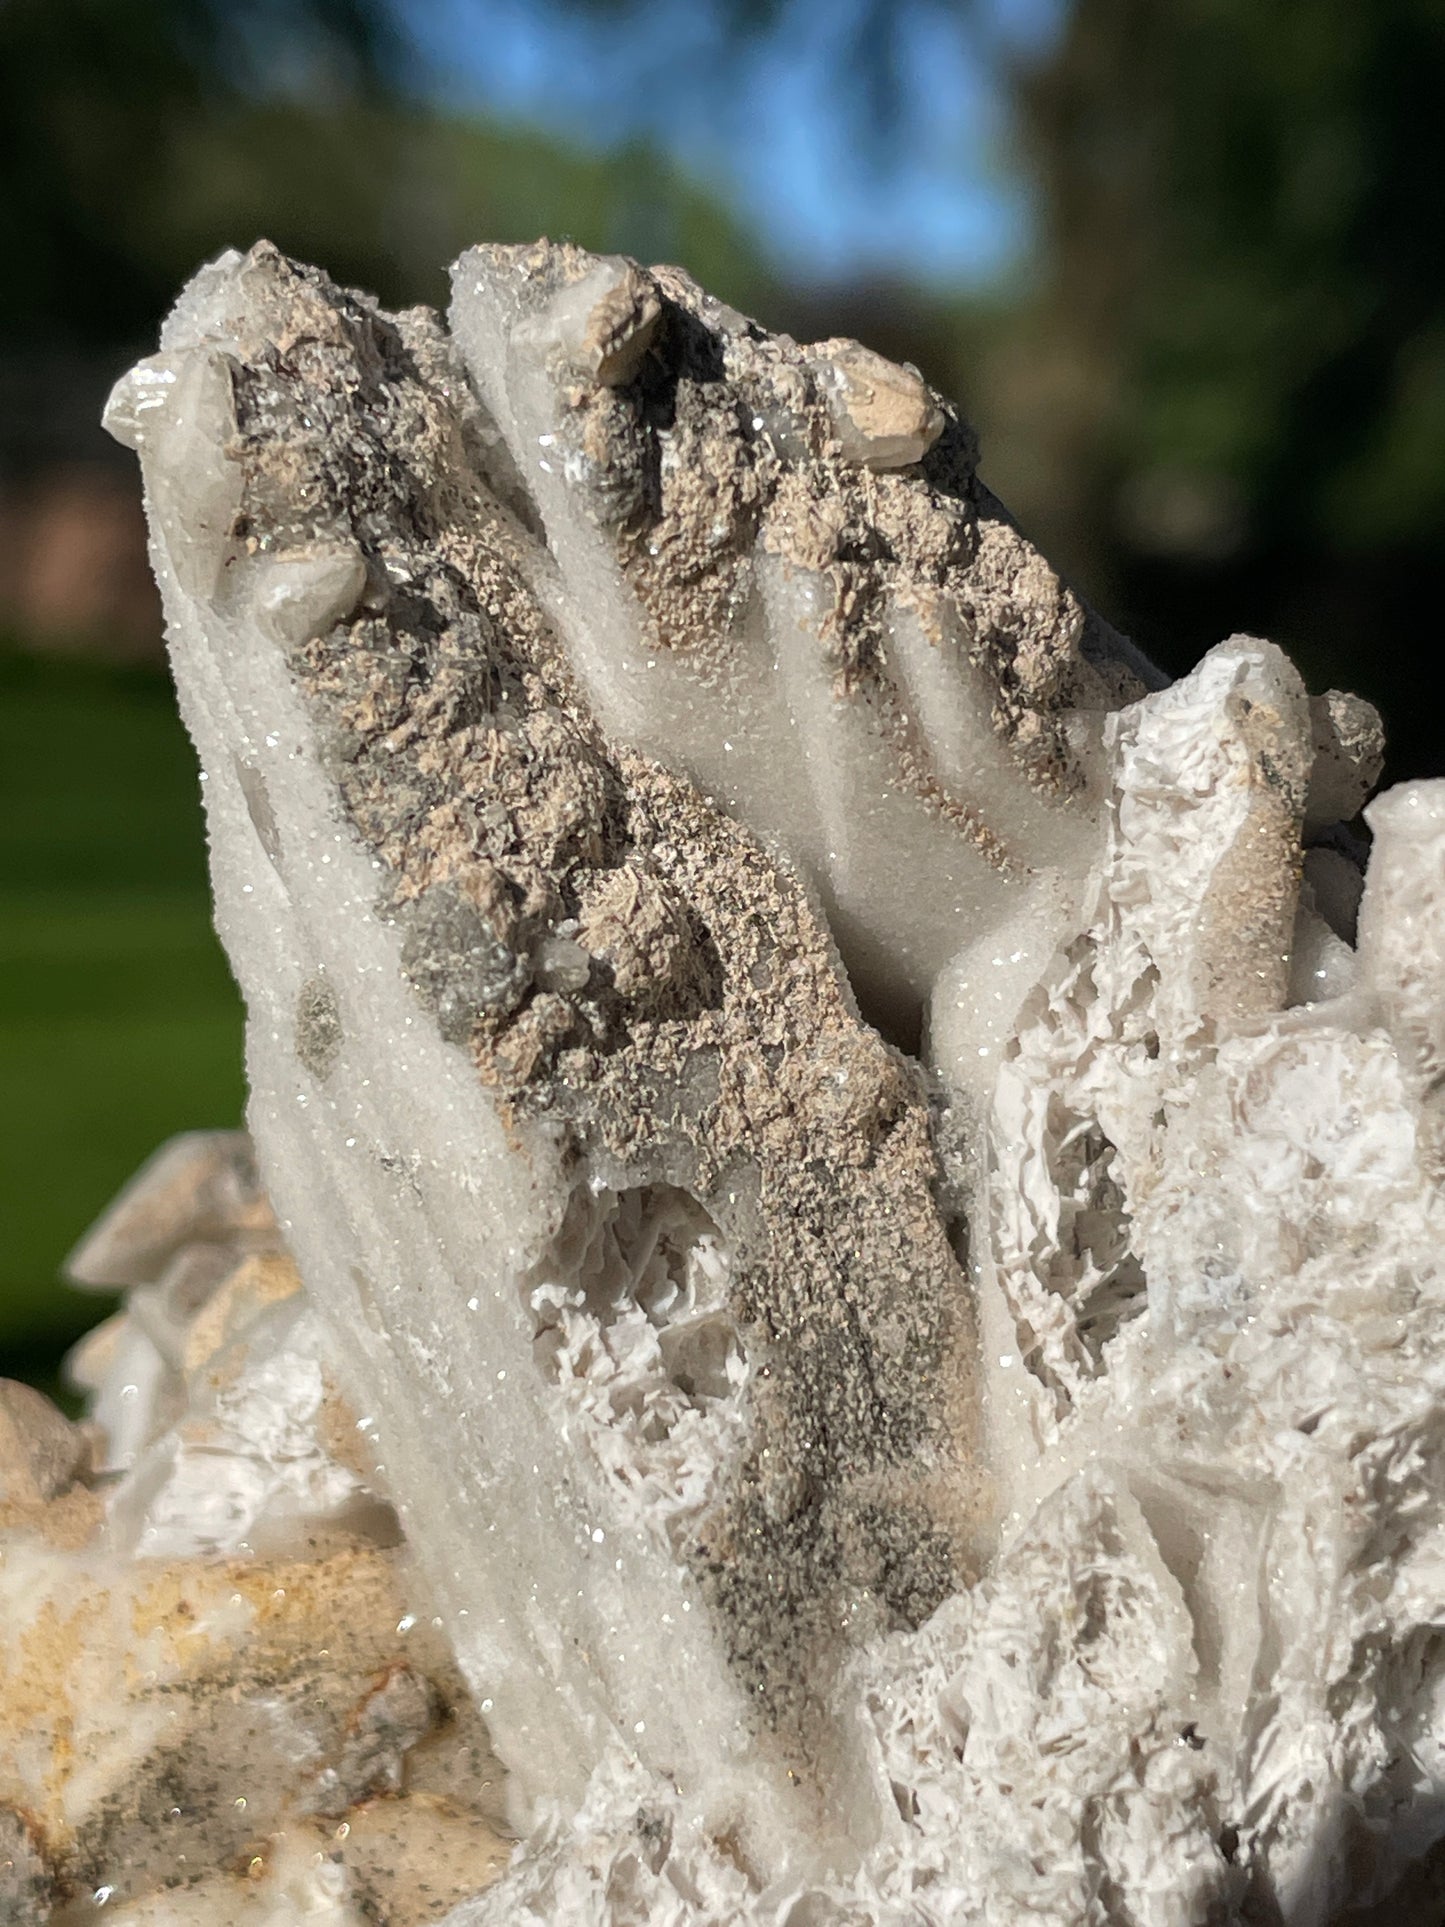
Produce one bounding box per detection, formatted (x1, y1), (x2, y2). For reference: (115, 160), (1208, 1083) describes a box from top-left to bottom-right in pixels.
(4, 0), (1444, 1393)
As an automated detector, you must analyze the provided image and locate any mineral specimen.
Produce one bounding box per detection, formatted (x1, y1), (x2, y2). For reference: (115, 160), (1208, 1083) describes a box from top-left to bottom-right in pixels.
(3, 236), (1441, 1924)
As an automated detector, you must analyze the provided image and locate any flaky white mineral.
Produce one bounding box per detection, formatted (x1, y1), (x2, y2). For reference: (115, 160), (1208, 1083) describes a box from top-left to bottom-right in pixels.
(3, 236), (1440, 1925)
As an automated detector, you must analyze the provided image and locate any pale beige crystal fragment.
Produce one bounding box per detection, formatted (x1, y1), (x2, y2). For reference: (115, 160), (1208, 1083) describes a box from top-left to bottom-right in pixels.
(0, 1379), (89, 1504)
(808, 336), (946, 470)
(577, 257), (663, 386)
(1305, 687), (1386, 832)
(1, 1539), (508, 1921)
(65, 1130), (278, 1290)
(180, 1249), (302, 1374)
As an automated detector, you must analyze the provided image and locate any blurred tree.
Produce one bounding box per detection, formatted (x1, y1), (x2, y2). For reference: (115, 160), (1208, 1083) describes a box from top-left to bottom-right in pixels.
(994, 0), (1445, 780)
(0, 0), (400, 348)
(0, 0), (776, 356)
(149, 103), (778, 321)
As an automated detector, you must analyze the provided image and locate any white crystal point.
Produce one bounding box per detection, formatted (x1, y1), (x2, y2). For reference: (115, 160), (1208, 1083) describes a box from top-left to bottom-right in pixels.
(1358, 777), (1445, 1087)
(102, 353), (181, 451)
(106, 1299), (378, 1562)
(1305, 686), (1384, 832)
(252, 542), (369, 648)
(65, 1129), (274, 1289)
(106, 346), (244, 599)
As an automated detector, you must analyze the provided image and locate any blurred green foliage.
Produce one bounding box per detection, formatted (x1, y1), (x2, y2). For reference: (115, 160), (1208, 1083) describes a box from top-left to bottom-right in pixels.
(0, 0), (399, 347)
(1003, 0), (1445, 786)
(0, 646), (245, 1375)
(152, 103), (779, 320)
(0, 0), (778, 354)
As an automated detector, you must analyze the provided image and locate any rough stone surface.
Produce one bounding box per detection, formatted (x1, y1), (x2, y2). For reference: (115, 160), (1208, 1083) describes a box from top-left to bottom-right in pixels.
(7, 236), (1440, 1923)
(0, 1379), (89, 1505)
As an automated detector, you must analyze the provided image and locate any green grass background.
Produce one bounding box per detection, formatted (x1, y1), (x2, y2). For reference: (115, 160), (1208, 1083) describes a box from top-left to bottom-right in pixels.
(0, 643), (245, 1394)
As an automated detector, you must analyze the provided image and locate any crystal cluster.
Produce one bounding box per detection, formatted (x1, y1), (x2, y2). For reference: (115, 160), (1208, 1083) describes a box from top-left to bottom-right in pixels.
(2, 238), (1442, 1925)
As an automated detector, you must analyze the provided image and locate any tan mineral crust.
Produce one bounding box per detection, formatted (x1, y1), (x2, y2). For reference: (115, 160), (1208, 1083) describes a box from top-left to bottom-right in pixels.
(2, 238), (1443, 1926)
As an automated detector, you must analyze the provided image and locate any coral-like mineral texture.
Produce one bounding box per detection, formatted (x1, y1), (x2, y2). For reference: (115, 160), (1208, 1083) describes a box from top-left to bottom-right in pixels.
(4, 237), (1442, 1925)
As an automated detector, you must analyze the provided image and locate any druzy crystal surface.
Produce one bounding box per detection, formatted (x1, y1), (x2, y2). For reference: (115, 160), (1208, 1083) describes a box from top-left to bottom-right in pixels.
(3, 239), (1443, 1926)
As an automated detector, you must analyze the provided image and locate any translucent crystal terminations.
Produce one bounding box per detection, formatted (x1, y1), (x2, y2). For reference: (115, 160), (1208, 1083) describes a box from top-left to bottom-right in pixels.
(39, 234), (1437, 1922)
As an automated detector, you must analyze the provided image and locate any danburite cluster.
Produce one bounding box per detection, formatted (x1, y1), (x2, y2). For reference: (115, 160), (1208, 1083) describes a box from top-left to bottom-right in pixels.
(2, 238), (1441, 1924)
